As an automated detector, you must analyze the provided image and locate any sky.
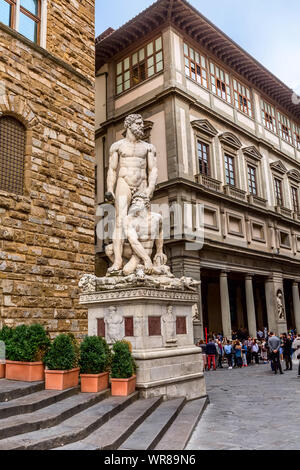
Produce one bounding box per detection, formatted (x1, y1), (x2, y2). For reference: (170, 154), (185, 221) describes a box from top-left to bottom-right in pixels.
(95, 0), (300, 93)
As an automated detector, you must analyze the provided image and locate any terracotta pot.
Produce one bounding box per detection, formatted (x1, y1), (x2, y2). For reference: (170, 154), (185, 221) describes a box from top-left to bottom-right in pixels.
(0, 363), (5, 379)
(110, 375), (136, 396)
(45, 368), (79, 390)
(80, 371), (109, 393)
(5, 361), (44, 382)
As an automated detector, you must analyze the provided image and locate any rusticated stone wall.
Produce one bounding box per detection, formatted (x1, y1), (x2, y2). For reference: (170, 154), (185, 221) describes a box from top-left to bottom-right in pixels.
(0, 0), (95, 338)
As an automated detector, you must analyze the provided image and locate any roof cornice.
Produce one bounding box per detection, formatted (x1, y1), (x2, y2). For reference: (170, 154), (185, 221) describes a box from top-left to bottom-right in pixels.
(95, 0), (300, 121)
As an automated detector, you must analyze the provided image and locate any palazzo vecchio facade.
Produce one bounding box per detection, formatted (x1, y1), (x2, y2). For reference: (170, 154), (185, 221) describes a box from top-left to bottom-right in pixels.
(94, 0), (300, 339)
(0, 0), (95, 338)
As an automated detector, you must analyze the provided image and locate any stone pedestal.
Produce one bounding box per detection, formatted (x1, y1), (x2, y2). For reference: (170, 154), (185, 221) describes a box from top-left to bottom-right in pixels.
(80, 288), (206, 401)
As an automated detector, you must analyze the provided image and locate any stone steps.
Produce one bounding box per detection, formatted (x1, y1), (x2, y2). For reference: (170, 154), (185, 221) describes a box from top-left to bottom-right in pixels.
(0, 380), (208, 450)
(0, 387), (79, 420)
(119, 397), (186, 450)
(53, 396), (163, 450)
(0, 379), (44, 402)
(0, 392), (138, 450)
(0, 388), (110, 441)
(154, 397), (209, 450)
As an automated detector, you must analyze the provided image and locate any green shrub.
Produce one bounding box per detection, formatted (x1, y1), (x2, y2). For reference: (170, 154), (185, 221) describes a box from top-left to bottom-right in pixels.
(5, 324), (50, 363)
(79, 336), (108, 375)
(44, 334), (77, 371)
(111, 340), (135, 379)
(0, 325), (13, 344)
(67, 333), (80, 368)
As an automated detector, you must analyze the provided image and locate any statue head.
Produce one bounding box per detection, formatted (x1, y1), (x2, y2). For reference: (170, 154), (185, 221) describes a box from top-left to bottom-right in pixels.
(128, 192), (150, 215)
(124, 114), (144, 140)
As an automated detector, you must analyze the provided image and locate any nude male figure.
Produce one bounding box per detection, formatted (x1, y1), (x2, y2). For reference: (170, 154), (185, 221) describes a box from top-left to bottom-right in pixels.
(105, 114), (158, 273)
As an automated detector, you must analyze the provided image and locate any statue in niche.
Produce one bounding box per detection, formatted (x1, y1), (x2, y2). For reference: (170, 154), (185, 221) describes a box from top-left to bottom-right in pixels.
(162, 305), (177, 347)
(104, 306), (124, 344)
(276, 290), (285, 321)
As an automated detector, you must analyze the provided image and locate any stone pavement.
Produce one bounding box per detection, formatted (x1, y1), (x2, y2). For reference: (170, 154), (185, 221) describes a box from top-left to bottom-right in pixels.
(186, 363), (300, 450)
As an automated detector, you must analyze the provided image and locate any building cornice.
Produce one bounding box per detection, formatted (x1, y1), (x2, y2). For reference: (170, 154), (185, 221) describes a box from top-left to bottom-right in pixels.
(154, 176), (300, 230)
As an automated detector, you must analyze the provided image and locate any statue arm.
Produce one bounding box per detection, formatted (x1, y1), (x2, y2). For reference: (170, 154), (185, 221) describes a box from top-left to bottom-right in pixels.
(146, 144), (158, 199)
(106, 143), (119, 200)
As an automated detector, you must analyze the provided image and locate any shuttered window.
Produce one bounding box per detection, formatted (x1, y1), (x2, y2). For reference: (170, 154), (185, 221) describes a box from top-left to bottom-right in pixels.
(0, 116), (26, 195)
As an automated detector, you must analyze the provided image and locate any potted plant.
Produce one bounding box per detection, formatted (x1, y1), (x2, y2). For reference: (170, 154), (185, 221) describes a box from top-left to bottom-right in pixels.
(110, 340), (136, 396)
(0, 325), (13, 378)
(44, 334), (79, 390)
(5, 324), (50, 382)
(79, 336), (110, 393)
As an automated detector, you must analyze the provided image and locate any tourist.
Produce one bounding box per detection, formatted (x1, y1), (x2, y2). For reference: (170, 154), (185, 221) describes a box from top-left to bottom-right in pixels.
(245, 337), (253, 365)
(292, 334), (300, 377)
(234, 341), (243, 368)
(268, 332), (284, 375)
(198, 340), (207, 371)
(206, 338), (217, 371)
(224, 341), (233, 369)
(260, 339), (268, 364)
(241, 341), (248, 367)
(251, 339), (260, 364)
(216, 339), (224, 368)
(282, 334), (293, 371)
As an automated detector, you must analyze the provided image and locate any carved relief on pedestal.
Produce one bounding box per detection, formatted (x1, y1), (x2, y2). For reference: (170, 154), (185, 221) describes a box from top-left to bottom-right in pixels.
(162, 305), (177, 348)
(104, 306), (124, 344)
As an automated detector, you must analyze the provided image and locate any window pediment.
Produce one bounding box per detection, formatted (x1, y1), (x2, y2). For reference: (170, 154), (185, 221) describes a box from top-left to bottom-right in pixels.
(191, 119), (218, 138)
(287, 169), (300, 183)
(219, 132), (242, 150)
(270, 160), (287, 174)
(242, 146), (262, 161)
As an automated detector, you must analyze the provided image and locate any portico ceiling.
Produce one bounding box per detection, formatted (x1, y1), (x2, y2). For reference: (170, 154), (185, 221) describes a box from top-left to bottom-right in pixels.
(95, 0), (300, 121)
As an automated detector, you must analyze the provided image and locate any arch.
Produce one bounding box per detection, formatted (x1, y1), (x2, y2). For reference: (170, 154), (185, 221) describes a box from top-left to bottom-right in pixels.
(219, 132), (242, 150)
(0, 93), (40, 129)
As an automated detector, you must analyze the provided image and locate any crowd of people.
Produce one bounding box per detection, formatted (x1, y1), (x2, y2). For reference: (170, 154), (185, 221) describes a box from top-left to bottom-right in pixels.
(197, 329), (300, 377)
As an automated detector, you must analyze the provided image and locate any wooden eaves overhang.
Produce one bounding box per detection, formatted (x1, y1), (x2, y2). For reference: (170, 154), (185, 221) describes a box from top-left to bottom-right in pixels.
(95, 0), (300, 122)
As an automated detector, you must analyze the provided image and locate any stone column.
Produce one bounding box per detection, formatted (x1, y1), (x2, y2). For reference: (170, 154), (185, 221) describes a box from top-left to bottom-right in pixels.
(220, 271), (232, 339)
(193, 281), (204, 342)
(292, 282), (300, 333)
(245, 275), (257, 338)
(265, 276), (277, 334)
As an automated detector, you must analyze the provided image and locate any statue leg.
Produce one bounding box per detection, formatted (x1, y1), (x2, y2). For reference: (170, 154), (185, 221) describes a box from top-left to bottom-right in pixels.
(108, 180), (131, 272)
(123, 254), (140, 276)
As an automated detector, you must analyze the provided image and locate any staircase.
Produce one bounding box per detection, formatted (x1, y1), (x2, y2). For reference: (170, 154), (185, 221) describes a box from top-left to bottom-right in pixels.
(0, 379), (208, 450)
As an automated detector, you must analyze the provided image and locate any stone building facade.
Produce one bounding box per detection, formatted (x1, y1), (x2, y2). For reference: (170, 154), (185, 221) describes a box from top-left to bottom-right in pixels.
(95, 0), (300, 339)
(0, 0), (95, 338)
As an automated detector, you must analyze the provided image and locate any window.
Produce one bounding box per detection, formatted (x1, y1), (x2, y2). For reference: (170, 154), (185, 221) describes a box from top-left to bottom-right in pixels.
(274, 178), (283, 206)
(116, 36), (163, 95)
(233, 79), (252, 117)
(0, 0), (15, 27)
(0, 0), (41, 43)
(278, 112), (292, 144)
(279, 231), (290, 248)
(291, 186), (299, 213)
(224, 154), (235, 186)
(197, 140), (209, 176)
(261, 100), (277, 133)
(210, 62), (231, 103)
(0, 116), (26, 195)
(248, 165), (257, 195)
(184, 43), (208, 88)
(293, 123), (300, 150)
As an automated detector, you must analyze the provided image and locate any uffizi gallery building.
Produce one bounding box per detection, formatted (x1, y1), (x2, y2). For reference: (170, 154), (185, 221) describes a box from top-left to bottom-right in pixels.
(0, 0), (300, 340)
(94, 0), (300, 340)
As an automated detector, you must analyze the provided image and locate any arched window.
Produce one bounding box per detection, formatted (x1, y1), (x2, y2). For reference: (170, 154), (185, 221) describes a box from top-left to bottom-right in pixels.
(0, 116), (26, 195)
